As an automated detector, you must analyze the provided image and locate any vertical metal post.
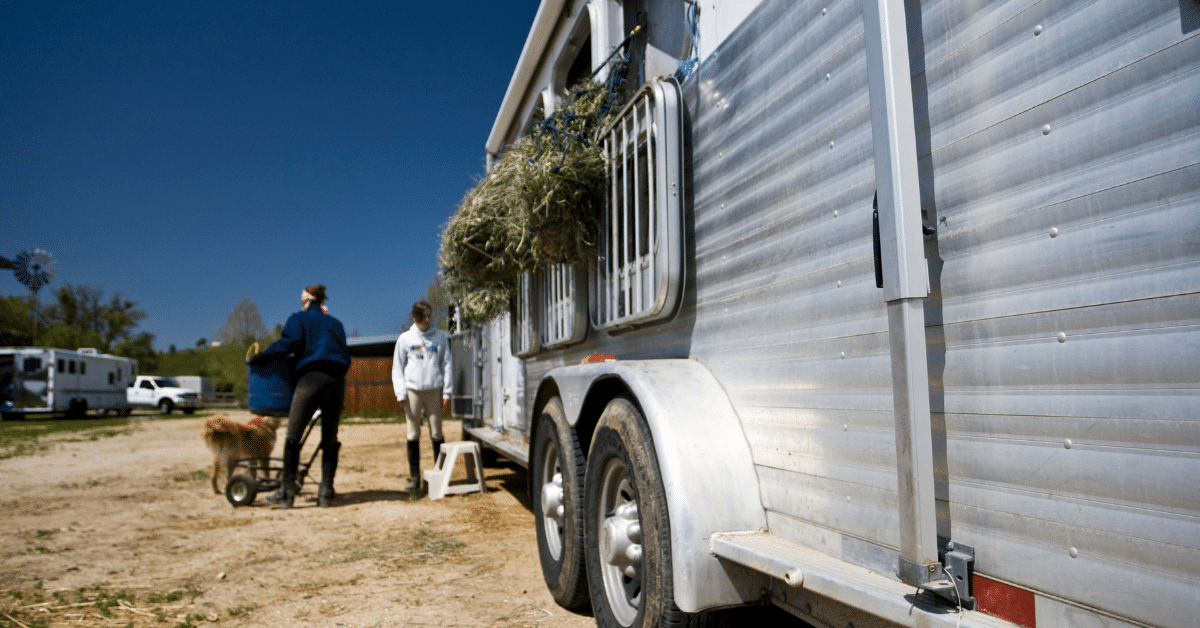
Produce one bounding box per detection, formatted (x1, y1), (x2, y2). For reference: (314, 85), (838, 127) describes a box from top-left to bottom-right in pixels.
(861, 0), (940, 587)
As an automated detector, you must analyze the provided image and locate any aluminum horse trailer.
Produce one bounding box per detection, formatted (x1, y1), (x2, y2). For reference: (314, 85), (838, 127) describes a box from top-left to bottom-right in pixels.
(455, 1), (1200, 626)
(1, 347), (136, 418)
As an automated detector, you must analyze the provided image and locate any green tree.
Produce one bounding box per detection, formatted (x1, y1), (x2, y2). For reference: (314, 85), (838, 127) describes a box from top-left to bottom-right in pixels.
(0, 295), (32, 346)
(43, 285), (146, 352)
(218, 296), (269, 350)
(38, 324), (104, 351)
(115, 332), (159, 373)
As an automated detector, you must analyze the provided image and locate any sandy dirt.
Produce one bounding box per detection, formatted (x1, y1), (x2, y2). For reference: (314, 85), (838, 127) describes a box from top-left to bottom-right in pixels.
(0, 411), (599, 628)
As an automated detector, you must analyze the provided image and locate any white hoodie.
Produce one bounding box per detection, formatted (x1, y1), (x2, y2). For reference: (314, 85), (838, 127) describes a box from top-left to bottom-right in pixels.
(391, 323), (453, 399)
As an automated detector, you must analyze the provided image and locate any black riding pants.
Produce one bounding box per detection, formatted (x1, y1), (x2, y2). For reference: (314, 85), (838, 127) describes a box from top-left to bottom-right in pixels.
(285, 370), (344, 450)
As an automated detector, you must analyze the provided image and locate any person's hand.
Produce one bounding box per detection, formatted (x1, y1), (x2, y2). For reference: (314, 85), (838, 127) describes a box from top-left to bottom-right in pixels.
(442, 398), (451, 416)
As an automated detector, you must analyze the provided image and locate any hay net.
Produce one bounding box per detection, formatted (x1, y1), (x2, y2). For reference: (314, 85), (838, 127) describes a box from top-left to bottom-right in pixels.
(440, 29), (637, 323)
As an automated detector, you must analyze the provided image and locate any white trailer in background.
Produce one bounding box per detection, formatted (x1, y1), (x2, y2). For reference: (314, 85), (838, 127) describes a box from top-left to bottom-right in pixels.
(454, 1), (1199, 627)
(0, 347), (136, 418)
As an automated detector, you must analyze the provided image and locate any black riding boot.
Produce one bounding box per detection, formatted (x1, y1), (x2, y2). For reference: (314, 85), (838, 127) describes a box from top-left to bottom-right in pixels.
(266, 437), (301, 508)
(404, 439), (421, 491)
(318, 441), (340, 507)
(432, 437), (444, 463)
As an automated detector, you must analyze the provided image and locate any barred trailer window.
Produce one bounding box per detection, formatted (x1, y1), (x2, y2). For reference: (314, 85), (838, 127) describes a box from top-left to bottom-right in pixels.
(511, 271), (541, 358)
(591, 79), (685, 330)
(539, 263), (587, 348)
(511, 264), (588, 356)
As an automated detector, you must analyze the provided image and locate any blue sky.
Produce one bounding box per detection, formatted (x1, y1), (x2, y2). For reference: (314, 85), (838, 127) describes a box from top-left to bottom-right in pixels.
(2, 1), (538, 350)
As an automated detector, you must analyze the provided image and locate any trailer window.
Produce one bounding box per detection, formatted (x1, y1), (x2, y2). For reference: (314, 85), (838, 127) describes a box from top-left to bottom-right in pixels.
(58, 359), (65, 372)
(109, 372), (115, 385)
(512, 264), (589, 356)
(539, 263), (587, 348)
(25, 358), (43, 373)
(591, 79), (685, 330)
(80, 362), (86, 375)
(68, 361), (76, 374)
(511, 271), (542, 358)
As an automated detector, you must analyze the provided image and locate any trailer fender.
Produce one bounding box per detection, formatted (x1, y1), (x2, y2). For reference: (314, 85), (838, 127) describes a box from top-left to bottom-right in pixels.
(542, 359), (769, 612)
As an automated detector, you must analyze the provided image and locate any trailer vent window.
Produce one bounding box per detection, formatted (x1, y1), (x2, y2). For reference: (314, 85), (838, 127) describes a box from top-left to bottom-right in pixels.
(538, 263), (587, 349)
(591, 79), (685, 330)
(511, 271), (542, 358)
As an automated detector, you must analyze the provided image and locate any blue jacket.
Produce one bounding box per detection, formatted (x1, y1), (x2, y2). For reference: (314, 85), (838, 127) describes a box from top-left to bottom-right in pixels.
(258, 307), (351, 378)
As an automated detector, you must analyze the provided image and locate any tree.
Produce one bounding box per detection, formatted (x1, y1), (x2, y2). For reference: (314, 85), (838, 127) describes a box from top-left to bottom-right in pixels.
(39, 324), (104, 351)
(115, 332), (158, 372)
(218, 296), (269, 349)
(42, 285), (146, 352)
(0, 295), (32, 346)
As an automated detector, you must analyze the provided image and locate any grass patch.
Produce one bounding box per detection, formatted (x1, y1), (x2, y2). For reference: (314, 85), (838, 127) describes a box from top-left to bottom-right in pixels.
(348, 408), (402, 420)
(0, 416), (139, 459)
(172, 470), (208, 483)
(1, 584), (207, 627)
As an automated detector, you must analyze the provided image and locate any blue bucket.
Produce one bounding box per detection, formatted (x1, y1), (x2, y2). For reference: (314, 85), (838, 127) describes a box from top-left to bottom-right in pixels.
(246, 344), (293, 417)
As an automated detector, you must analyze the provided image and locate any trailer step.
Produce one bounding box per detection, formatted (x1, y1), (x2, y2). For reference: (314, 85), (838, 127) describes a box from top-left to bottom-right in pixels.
(711, 532), (1017, 628)
(464, 425), (529, 468)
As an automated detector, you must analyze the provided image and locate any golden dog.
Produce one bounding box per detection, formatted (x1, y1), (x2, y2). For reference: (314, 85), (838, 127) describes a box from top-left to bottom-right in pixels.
(202, 414), (282, 494)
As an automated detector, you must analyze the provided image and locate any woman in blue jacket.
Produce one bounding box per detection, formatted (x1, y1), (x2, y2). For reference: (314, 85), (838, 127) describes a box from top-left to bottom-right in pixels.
(251, 284), (351, 508)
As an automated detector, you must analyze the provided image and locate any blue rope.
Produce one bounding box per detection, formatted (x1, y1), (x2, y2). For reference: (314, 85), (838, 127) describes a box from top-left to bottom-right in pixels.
(532, 30), (636, 174)
(676, 1), (700, 82)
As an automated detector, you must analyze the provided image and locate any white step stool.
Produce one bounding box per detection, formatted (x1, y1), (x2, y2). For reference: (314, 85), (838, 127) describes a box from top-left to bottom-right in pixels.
(423, 441), (487, 500)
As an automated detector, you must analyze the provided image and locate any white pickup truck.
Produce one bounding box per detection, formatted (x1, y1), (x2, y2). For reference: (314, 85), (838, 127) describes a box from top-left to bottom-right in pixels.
(127, 376), (201, 414)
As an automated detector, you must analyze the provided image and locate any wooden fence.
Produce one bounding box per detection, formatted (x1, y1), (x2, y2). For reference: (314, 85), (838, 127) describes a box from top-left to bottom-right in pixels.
(344, 357), (404, 416)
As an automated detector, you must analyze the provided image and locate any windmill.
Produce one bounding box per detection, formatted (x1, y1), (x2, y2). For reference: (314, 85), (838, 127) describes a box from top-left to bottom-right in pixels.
(11, 248), (57, 345)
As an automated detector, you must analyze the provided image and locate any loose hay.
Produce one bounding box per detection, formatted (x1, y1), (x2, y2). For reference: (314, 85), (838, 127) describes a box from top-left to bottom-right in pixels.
(441, 69), (629, 322)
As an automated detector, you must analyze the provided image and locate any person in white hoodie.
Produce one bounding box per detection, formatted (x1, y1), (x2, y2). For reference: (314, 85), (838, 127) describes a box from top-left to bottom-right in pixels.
(391, 301), (453, 491)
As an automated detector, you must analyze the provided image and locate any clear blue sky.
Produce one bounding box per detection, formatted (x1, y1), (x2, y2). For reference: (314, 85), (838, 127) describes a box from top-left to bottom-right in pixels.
(2, 1), (538, 350)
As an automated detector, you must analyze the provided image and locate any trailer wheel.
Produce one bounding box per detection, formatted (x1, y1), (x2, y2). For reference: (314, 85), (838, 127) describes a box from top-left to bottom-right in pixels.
(158, 399), (173, 415)
(182, 408), (196, 415)
(585, 395), (706, 628)
(67, 399), (87, 419)
(533, 397), (589, 610)
(225, 474), (258, 507)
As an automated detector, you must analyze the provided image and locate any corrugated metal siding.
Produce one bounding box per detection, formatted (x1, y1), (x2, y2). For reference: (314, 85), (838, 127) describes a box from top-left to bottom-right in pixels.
(517, 0), (1198, 624)
(915, 0), (1200, 624)
(685, 0), (900, 562)
(344, 358), (404, 416)
(524, 0), (902, 556)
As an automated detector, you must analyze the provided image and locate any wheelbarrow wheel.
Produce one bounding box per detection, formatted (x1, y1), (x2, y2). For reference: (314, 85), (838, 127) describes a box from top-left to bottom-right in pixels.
(225, 474), (259, 507)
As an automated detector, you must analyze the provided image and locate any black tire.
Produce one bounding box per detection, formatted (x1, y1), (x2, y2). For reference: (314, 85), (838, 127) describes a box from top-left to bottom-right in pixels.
(182, 408), (196, 415)
(532, 397), (589, 610)
(585, 395), (709, 628)
(158, 399), (173, 415)
(225, 474), (258, 507)
(67, 399), (88, 420)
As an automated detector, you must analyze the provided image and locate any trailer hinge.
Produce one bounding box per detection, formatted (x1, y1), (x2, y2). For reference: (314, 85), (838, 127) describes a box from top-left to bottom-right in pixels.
(909, 541), (977, 610)
(937, 541), (977, 611)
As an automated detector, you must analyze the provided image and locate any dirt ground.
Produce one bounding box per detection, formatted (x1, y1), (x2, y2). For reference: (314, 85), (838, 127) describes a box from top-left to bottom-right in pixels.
(0, 411), (599, 628)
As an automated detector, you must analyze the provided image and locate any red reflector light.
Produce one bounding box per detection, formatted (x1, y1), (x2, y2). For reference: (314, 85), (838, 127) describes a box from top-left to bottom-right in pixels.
(973, 575), (1036, 628)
